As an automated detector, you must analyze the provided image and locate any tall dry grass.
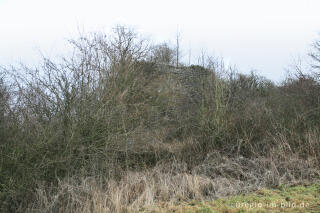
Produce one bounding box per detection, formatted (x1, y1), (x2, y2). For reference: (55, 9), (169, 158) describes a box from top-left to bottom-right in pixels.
(30, 148), (320, 213)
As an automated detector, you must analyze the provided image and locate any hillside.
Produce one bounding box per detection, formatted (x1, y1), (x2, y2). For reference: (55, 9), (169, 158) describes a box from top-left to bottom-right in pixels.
(0, 26), (320, 212)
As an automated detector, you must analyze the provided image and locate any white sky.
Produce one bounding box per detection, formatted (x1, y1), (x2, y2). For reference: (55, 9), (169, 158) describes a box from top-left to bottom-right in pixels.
(1, 0), (320, 82)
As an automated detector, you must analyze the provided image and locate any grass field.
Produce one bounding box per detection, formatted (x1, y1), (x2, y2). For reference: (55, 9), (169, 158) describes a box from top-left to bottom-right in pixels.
(142, 184), (320, 213)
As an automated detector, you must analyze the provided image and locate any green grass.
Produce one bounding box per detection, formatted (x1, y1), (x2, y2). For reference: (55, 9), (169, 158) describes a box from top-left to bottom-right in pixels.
(143, 184), (320, 213)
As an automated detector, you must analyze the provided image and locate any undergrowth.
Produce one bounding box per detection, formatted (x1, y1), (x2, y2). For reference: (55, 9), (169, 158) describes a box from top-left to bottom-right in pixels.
(0, 26), (319, 212)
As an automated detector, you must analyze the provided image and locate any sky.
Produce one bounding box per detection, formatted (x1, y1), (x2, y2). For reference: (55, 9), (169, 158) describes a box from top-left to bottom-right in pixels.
(1, 0), (320, 82)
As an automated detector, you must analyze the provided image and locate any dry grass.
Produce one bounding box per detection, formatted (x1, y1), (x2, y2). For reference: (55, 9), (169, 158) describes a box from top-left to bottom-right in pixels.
(28, 151), (320, 213)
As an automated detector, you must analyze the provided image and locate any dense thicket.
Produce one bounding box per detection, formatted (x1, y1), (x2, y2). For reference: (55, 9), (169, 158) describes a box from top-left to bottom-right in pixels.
(0, 27), (319, 212)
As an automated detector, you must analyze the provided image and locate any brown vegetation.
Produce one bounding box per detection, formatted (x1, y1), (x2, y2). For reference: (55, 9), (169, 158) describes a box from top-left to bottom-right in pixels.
(0, 26), (320, 212)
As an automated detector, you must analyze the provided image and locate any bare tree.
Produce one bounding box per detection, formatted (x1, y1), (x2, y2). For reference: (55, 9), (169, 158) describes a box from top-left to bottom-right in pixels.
(176, 29), (181, 67)
(176, 31), (180, 67)
(198, 48), (207, 67)
(309, 39), (320, 69)
(150, 43), (176, 65)
(111, 26), (150, 63)
(0, 73), (9, 127)
(307, 37), (320, 81)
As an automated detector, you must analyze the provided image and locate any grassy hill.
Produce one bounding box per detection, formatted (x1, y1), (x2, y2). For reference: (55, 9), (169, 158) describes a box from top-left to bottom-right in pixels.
(0, 26), (320, 212)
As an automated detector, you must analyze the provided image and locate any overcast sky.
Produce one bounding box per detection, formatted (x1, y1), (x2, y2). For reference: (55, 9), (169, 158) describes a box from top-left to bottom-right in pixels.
(1, 0), (320, 82)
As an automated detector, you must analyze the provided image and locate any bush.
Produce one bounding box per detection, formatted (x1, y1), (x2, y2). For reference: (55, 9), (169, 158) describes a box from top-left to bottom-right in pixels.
(0, 27), (320, 212)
